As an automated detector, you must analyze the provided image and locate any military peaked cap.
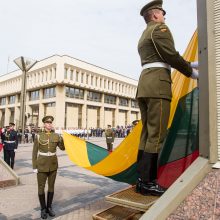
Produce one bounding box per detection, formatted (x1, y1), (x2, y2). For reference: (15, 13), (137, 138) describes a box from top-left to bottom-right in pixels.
(9, 122), (15, 126)
(42, 115), (54, 123)
(140, 0), (166, 16)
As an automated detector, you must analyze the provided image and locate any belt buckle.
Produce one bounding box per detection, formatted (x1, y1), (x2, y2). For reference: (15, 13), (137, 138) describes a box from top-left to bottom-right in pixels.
(48, 152), (51, 156)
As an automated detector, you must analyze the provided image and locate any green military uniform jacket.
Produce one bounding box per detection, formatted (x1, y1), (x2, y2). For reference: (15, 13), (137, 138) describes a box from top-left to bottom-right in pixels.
(137, 21), (193, 100)
(105, 128), (114, 144)
(32, 130), (65, 172)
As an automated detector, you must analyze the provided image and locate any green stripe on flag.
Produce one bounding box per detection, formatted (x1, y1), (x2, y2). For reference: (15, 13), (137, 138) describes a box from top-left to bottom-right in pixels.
(86, 142), (108, 165)
(159, 88), (199, 166)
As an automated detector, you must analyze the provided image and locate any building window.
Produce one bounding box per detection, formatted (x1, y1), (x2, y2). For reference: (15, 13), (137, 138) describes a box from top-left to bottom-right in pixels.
(119, 98), (128, 106)
(131, 100), (139, 108)
(65, 86), (84, 99)
(43, 87), (56, 99)
(9, 95), (16, 104)
(30, 90), (40, 101)
(104, 95), (116, 104)
(91, 75), (93, 85)
(87, 91), (101, 102)
(0, 97), (6, 105)
(86, 74), (89, 84)
(64, 68), (68, 79)
(105, 107), (113, 111)
(45, 102), (56, 107)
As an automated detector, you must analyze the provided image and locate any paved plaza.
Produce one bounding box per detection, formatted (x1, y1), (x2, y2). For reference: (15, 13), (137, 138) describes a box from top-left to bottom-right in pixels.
(0, 137), (128, 220)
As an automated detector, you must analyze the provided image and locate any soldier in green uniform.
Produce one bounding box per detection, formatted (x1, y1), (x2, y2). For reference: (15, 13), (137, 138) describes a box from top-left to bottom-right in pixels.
(32, 116), (65, 219)
(136, 0), (199, 196)
(105, 125), (114, 153)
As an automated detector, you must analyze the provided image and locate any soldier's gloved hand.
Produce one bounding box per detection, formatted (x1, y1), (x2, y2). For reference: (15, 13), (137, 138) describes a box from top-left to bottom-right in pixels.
(191, 69), (199, 79)
(190, 61), (199, 69)
(33, 169), (38, 173)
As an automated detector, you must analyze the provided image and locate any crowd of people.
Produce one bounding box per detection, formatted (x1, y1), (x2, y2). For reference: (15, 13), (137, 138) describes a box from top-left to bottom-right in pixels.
(61, 125), (134, 138)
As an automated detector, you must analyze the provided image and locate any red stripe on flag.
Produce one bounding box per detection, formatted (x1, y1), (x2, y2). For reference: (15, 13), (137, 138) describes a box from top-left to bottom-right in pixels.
(158, 150), (199, 188)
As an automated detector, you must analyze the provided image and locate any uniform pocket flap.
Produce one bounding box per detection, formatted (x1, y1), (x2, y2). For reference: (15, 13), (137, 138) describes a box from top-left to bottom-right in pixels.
(159, 72), (171, 83)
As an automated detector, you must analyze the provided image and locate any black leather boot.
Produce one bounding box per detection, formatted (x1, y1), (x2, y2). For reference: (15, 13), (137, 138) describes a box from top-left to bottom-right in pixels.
(137, 152), (158, 183)
(47, 192), (55, 217)
(136, 178), (154, 193)
(38, 194), (47, 219)
(140, 181), (166, 196)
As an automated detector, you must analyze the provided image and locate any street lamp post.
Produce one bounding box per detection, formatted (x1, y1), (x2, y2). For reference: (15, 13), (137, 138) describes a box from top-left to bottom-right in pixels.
(14, 56), (37, 143)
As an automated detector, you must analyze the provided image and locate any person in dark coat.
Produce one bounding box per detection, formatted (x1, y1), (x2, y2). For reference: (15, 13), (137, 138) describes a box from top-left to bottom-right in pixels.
(1, 123), (18, 169)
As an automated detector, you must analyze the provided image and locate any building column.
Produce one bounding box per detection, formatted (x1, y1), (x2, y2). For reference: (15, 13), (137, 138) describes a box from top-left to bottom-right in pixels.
(127, 99), (131, 125)
(114, 97), (119, 127)
(5, 108), (10, 126)
(56, 57), (64, 83)
(55, 85), (65, 129)
(14, 94), (20, 128)
(14, 106), (20, 129)
(26, 105), (32, 126)
(82, 90), (87, 128)
(38, 89), (44, 127)
(100, 94), (104, 128)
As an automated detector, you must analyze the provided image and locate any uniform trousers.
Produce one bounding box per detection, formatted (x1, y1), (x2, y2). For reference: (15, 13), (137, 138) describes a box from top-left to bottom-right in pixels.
(4, 149), (15, 169)
(107, 143), (113, 152)
(138, 97), (170, 153)
(137, 97), (170, 183)
(37, 170), (57, 195)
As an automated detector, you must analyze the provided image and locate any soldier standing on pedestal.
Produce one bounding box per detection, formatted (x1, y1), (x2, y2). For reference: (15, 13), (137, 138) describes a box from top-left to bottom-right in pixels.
(32, 116), (65, 219)
(136, 0), (199, 196)
(105, 125), (114, 153)
(1, 123), (18, 169)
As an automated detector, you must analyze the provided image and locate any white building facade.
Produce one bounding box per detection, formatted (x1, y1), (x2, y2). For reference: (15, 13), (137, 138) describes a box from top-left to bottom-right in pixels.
(0, 55), (140, 130)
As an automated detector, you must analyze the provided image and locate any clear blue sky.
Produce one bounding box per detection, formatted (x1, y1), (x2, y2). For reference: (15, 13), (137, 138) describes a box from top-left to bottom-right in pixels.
(0, 0), (197, 79)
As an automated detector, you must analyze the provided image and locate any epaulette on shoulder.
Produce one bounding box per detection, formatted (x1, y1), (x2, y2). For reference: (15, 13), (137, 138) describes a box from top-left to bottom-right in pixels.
(158, 24), (168, 33)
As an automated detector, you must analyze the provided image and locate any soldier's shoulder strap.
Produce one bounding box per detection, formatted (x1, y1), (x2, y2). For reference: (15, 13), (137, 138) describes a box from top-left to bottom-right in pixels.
(150, 23), (168, 62)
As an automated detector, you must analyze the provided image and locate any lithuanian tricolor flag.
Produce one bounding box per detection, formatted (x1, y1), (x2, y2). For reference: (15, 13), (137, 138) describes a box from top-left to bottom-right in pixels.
(63, 31), (198, 188)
